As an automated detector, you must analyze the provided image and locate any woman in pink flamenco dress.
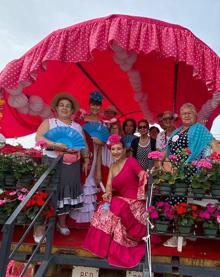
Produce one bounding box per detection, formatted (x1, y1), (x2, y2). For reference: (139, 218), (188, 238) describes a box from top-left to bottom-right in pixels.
(83, 134), (159, 268)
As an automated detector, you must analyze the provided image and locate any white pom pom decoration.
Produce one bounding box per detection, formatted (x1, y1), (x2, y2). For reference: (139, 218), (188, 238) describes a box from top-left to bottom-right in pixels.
(17, 104), (29, 114)
(40, 104), (52, 118)
(8, 93), (28, 108)
(29, 95), (44, 112)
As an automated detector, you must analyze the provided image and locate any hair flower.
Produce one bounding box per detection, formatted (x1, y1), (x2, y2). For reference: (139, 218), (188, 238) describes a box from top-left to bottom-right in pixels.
(89, 91), (103, 103)
(107, 134), (122, 147)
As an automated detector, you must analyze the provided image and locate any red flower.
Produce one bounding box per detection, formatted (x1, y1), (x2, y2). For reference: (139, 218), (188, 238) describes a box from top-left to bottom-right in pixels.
(176, 206), (187, 215)
(185, 148), (191, 155)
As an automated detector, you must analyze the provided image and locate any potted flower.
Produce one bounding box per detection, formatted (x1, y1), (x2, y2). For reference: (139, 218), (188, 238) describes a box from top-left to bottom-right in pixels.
(174, 202), (199, 235)
(198, 203), (220, 237)
(148, 151), (175, 195)
(34, 162), (51, 189)
(12, 154), (37, 188)
(0, 188), (29, 224)
(24, 191), (54, 224)
(168, 148), (194, 196)
(148, 201), (175, 233)
(0, 153), (15, 189)
(206, 152), (220, 198)
(191, 158), (213, 197)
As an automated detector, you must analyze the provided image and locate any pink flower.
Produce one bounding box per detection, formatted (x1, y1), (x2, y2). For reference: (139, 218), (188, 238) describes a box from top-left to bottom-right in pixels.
(106, 134), (121, 147)
(169, 154), (178, 161)
(196, 159), (212, 169)
(150, 211), (159, 219)
(148, 151), (166, 161)
(206, 203), (216, 214)
(199, 211), (210, 220)
(185, 148), (191, 155)
(35, 139), (48, 149)
(9, 191), (17, 196)
(20, 188), (29, 193)
(0, 199), (6, 206)
(18, 195), (26, 201)
(216, 215), (220, 223)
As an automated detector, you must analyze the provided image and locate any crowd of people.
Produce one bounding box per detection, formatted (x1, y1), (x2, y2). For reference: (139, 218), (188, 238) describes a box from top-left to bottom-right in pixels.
(35, 90), (220, 267)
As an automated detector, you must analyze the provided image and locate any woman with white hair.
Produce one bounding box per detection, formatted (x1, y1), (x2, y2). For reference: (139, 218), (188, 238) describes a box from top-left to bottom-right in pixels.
(164, 103), (220, 247)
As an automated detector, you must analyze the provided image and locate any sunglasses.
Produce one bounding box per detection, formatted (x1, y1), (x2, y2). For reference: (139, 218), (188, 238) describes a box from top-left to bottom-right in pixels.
(138, 125), (148, 129)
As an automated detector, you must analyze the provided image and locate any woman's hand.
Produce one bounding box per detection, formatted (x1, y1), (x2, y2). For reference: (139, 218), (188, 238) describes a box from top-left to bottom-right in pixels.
(102, 192), (112, 203)
(138, 170), (148, 182)
(82, 158), (90, 176)
(92, 137), (105, 145)
(95, 170), (102, 186)
(54, 142), (68, 152)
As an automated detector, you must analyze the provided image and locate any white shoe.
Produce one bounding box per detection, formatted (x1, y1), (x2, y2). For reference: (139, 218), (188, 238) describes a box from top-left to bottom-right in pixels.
(163, 236), (186, 247)
(33, 234), (46, 244)
(56, 223), (70, 236)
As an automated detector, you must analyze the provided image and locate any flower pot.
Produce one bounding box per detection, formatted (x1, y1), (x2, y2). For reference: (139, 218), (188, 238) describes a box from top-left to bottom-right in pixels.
(154, 220), (170, 233)
(0, 176), (5, 190)
(173, 185), (188, 196)
(17, 174), (33, 188)
(192, 188), (205, 198)
(211, 188), (220, 199)
(203, 225), (218, 237)
(16, 213), (29, 225)
(0, 214), (8, 224)
(159, 183), (172, 195)
(177, 224), (193, 235)
(4, 174), (17, 189)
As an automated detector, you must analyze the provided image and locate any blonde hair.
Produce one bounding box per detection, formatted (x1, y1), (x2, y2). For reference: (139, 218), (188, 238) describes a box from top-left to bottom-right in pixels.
(180, 103), (197, 115)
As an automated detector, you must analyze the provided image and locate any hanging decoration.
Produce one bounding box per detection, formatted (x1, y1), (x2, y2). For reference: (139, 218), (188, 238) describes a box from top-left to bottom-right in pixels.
(112, 41), (153, 123)
(0, 91), (5, 131)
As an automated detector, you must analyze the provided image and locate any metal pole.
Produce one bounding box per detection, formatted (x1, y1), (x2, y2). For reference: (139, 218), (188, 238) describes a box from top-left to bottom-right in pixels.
(76, 62), (124, 115)
(173, 63), (179, 113)
(0, 223), (15, 277)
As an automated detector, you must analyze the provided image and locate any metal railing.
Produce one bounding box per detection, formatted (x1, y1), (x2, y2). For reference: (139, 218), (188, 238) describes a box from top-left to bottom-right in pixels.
(0, 156), (61, 277)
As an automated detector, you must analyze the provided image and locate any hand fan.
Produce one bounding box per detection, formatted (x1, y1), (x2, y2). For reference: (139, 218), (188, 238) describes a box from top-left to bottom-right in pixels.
(44, 126), (86, 149)
(122, 134), (136, 148)
(83, 122), (110, 143)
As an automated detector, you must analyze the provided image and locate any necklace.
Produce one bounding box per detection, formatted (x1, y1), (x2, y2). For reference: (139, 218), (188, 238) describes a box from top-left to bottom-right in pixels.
(139, 136), (149, 145)
(55, 118), (73, 127)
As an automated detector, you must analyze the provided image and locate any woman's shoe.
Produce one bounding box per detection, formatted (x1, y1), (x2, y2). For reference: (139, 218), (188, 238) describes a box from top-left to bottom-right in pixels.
(33, 234), (46, 244)
(163, 236), (186, 247)
(33, 225), (46, 243)
(56, 223), (70, 236)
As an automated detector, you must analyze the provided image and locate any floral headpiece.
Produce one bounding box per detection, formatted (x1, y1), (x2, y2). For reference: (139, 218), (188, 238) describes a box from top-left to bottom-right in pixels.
(89, 91), (103, 104)
(106, 134), (122, 147)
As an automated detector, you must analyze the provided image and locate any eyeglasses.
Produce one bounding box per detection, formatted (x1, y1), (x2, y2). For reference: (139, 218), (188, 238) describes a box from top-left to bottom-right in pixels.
(163, 117), (174, 121)
(138, 125), (148, 129)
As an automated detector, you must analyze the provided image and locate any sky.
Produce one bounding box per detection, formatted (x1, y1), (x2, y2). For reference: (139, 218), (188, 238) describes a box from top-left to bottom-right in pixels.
(1, 0), (220, 147)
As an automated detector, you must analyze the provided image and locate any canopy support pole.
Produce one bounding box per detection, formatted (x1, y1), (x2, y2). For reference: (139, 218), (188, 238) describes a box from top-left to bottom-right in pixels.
(173, 63), (179, 113)
(76, 62), (124, 115)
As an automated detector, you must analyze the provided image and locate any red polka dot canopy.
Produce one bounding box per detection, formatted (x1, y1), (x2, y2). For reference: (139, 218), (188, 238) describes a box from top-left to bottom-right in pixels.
(0, 14), (220, 137)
